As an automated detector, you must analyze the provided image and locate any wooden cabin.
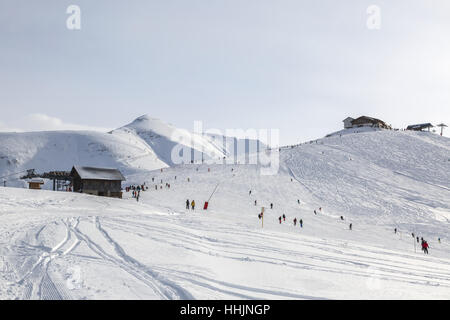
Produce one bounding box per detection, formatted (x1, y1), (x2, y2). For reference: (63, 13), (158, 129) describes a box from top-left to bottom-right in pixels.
(406, 123), (434, 132)
(343, 116), (391, 129)
(28, 179), (44, 190)
(70, 166), (125, 198)
(342, 117), (354, 129)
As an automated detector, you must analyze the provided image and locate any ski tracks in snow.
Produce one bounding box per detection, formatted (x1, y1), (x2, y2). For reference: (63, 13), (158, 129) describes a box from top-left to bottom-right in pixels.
(16, 218), (80, 300)
(68, 216), (193, 300)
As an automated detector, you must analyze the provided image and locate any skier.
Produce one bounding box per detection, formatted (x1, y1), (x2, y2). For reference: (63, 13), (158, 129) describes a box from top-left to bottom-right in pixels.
(191, 200), (195, 210)
(270, 203), (273, 209)
(416, 236), (419, 243)
(186, 199), (190, 210)
(254, 200), (257, 206)
(278, 216), (282, 224)
(422, 241), (429, 254)
(349, 223), (352, 230)
(438, 238), (441, 244)
(394, 228), (397, 234)
(300, 219), (303, 228)
(293, 218), (297, 226)
(340, 216), (344, 221)
(314, 210), (317, 215)
(249, 190), (251, 196)
(412, 232), (415, 238)
(297, 199), (300, 204)
(258, 213), (261, 219)
(282, 214), (286, 222)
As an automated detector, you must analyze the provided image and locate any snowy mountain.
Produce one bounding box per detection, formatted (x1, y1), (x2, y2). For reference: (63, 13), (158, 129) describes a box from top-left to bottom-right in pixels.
(0, 129), (166, 187)
(0, 115), (266, 186)
(111, 115), (265, 166)
(0, 125), (449, 300)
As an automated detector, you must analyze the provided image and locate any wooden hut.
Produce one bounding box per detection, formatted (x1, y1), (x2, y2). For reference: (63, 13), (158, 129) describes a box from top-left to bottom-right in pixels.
(27, 179), (44, 190)
(350, 116), (391, 129)
(70, 166), (125, 198)
(406, 123), (434, 132)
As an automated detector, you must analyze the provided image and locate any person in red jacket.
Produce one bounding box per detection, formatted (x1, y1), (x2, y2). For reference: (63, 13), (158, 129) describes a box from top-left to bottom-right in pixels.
(422, 241), (429, 254)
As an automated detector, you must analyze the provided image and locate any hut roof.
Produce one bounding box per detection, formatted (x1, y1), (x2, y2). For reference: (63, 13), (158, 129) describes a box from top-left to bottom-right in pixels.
(352, 116), (385, 124)
(28, 179), (44, 184)
(71, 166), (126, 181)
(406, 123), (434, 130)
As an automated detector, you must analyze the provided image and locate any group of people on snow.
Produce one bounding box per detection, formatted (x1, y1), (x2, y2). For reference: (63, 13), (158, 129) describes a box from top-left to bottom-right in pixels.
(186, 199), (195, 210)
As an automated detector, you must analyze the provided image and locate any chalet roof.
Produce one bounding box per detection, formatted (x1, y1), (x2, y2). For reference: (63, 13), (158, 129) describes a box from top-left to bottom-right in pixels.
(352, 116), (385, 124)
(343, 117), (354, 121)
(28, 179), (44, 184)
(71, 166), (126, 181)
(406, 123), (434, 130)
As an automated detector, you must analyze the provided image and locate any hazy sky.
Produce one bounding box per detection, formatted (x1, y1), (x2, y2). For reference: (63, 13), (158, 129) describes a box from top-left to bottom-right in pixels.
(1, 0), (449, 144)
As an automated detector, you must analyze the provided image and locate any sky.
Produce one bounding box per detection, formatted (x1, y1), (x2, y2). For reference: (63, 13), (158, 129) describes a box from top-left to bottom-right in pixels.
(1, 0), (449, 144)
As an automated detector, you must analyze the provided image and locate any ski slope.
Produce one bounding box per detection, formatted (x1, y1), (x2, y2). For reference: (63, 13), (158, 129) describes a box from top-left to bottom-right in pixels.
(0, 129), (167, 188)
(0, 130), (449, 299)
(0, 115), (265, 187)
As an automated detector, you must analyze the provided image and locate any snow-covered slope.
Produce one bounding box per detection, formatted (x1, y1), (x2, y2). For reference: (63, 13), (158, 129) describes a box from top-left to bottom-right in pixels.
(111, 115), (266, 166)
(0, 115), (266, 185)
(281, 130), (450, 234)
(0, 128), (449, 300)
(0, 130), (167, 186)
(1, 150), (449, 299)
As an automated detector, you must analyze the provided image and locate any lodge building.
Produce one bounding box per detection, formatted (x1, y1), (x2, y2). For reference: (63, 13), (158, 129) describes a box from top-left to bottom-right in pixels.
(70, 166), (125, 198)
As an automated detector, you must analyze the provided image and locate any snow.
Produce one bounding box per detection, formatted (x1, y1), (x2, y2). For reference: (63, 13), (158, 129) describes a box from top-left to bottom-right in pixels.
(0, 129), (449, 300)
(0, 115), (265, 187)
(0, 130), (167, 187)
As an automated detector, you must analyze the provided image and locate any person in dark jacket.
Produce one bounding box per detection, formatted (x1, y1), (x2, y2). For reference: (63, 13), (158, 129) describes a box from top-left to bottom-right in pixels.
(293, 218), (297, 226)
(300, 219), (303, 228)
(282, 214), (286, 221)
(186, 199), (190, 210)
(278, 216), (282, 224)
